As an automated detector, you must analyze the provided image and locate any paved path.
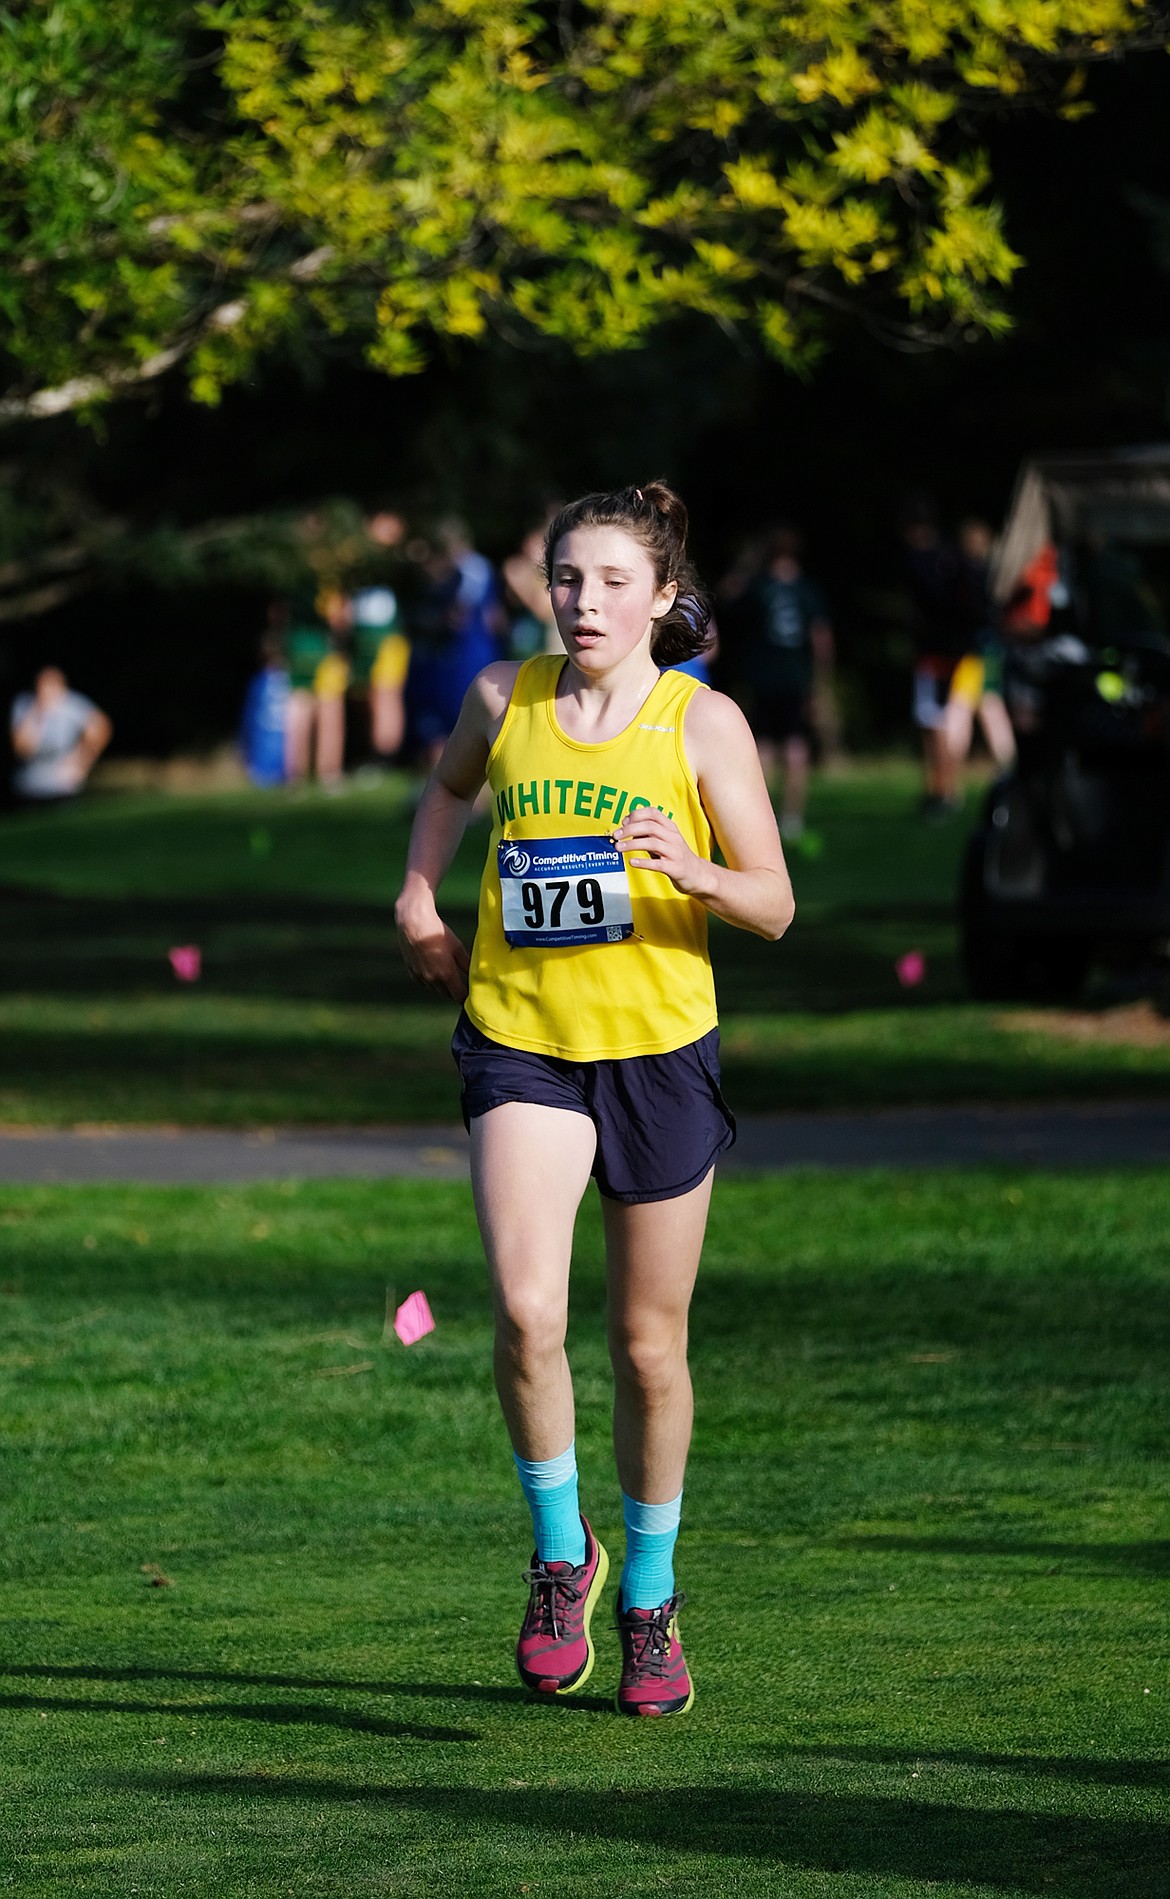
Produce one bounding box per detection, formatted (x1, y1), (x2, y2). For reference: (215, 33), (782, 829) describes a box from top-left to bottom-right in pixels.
(1, 1101), (1168, 1183)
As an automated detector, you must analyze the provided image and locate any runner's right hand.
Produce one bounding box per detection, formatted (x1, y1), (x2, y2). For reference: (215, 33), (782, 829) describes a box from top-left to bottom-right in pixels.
(396, 906), (471, 1002)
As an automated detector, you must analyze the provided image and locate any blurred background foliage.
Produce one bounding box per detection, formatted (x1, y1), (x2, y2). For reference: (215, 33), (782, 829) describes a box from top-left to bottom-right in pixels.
(1, 2), (1169, 754)
(7, 0), (1153, 410)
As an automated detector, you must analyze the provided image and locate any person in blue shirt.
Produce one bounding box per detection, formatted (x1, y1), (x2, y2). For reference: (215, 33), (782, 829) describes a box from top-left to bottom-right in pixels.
(240, 624), (291, 787)
(407, 518), (504, 767)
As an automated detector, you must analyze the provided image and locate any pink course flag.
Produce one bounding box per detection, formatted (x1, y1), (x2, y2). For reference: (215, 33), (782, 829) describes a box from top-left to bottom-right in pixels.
(895, 950), (926, 987)
(168, 945), (202, 982)
(394, 1290), (436, 1346)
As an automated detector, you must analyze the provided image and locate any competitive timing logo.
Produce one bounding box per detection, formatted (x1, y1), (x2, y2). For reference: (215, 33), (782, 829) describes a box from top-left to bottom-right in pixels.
(500, 845), (531, 876)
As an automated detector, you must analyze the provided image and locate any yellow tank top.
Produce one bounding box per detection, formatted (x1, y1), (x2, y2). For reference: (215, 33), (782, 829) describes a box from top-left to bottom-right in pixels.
(465, 655), (718, 1060)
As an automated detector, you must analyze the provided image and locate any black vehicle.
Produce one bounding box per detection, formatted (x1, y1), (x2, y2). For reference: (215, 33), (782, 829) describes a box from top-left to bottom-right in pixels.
(961, 446), (1170, 1001)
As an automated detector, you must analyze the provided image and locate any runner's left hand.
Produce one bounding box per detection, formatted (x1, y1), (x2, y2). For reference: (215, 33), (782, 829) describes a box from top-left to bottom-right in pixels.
(615, 809), (712, 899)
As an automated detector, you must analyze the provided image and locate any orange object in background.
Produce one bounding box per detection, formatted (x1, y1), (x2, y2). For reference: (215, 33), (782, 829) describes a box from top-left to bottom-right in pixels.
(1003, 541), (1060, 633)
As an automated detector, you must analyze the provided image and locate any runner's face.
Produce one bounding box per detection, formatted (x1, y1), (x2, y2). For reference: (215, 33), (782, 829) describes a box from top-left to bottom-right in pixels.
(549, 526), (676, 671)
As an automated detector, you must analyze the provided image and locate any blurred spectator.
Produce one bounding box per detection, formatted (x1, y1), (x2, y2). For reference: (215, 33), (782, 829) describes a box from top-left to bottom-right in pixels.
(239, 614), (291, 787)
(350, 511), (411, 764)
(502, 513), (561, 659)
(352, 581), (410, 761)
(738, 524), (835, 844)
(944, 518), (1016, 771)
(10, 667), (111, 801)
(900, 498), (966, 816)
(283, 584), (332, 785)
(284, 509), (355, 787)
(407, 517), (503, 767)
(283, 590), (351, 788)
(311, 590), (352, 787)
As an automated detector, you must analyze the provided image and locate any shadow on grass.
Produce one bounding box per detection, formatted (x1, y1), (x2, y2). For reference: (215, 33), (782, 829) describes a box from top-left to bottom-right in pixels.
(9, 865), (1170, 1119)
(0, 1023), (457, 1123)
(0, 1663), (610, 1717)
(0, 1687), (473, 1742)
(105, 1772), (1169, 1896)
(760, 1744), (1169, 1793)
(0, 882), (967, 1015)
(838, 1536), (1170, 1575)
(0, 889), (454, 1007)
(4, 1667), (1162, 1789)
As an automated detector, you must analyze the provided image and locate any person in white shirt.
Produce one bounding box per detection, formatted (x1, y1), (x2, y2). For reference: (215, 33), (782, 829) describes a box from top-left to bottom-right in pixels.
(10, 667), (112, 800)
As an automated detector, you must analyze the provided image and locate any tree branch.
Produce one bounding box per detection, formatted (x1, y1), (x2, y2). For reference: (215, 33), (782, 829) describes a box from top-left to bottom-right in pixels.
(0, 574), (93, 623)
(0, 538), (95, 592)
(0, 340), (192, 426)
(0, 503), (308, 624)
(0, 247), (336, 430)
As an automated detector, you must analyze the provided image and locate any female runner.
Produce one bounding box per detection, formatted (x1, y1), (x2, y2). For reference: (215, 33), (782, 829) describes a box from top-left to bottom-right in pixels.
(395, 481), (793, 1716)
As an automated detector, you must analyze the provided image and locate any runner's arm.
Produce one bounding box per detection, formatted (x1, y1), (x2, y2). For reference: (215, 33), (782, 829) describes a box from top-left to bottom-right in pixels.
(616, 689), (794, 941)
(394, 664), (516, 1000)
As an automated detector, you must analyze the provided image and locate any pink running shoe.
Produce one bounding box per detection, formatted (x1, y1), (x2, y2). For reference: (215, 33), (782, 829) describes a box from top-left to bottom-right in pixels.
(615, 1592), (694, 1717)
(515, 1518), (609, 1696)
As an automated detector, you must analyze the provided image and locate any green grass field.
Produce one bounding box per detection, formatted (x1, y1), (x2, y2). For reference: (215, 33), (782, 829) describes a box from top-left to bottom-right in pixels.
(2, 1172), (1166, 1896)
(2, 766), (1169, 1125)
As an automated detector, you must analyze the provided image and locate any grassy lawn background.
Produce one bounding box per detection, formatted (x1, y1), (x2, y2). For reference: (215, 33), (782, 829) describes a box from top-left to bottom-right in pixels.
(1, 1169), (1167, 1896)
(2, 765), (1170, 1125)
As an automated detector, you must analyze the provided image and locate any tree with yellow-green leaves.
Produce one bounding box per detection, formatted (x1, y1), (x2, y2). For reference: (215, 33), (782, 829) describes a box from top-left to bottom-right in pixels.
(0, 0), (1165, 430)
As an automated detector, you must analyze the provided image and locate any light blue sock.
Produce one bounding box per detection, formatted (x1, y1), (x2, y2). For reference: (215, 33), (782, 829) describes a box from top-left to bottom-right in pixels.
(513, 1443), (587, 1565)
(620, 1490), (682, 1610)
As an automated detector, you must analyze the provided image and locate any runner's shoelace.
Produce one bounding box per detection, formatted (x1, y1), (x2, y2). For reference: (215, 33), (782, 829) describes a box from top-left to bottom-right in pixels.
(521, 1565), (583, 1641)
(621, 1593), (687, 1679)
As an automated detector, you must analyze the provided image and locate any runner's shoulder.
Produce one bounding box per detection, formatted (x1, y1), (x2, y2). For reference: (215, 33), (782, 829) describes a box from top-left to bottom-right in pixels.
(467, 661), (523, 727)
(682, 683), (755, 759)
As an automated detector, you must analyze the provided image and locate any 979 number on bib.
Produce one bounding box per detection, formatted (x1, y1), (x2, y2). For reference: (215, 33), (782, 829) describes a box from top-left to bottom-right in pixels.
(498, 836), (634, 947)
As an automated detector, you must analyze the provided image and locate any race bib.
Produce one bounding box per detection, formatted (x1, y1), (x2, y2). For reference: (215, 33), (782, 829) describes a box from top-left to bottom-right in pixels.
(498, 836), (634, 947)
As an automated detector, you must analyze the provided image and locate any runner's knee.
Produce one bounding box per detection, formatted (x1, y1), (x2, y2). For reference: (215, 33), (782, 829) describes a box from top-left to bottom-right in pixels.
(495, 1287), (569, 1363)
(609, 1322), (688, 1398)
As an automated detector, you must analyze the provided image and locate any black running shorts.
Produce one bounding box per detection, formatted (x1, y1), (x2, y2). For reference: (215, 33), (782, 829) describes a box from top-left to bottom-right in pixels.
(450, 1012), (736, 1205)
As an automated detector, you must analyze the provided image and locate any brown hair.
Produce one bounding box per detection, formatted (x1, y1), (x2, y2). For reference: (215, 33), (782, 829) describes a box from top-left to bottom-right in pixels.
(543, 479), (713, 665)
